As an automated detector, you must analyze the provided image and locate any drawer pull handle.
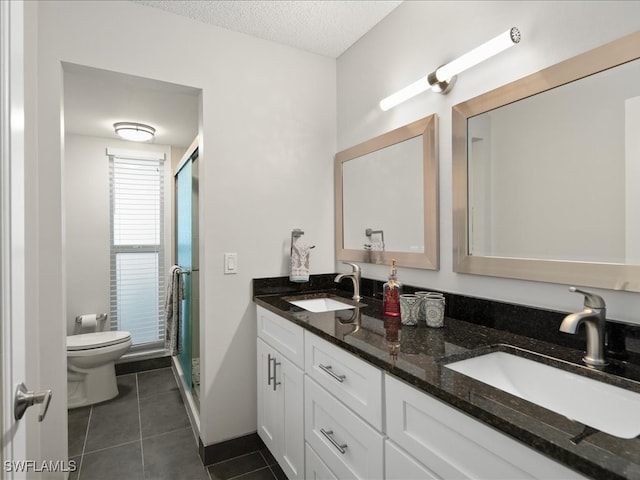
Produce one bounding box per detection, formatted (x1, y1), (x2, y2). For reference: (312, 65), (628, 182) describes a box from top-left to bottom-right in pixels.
(320, 428), (347, 454)
(273, 358), (281, 391)
(267, 354), (281, 391)
(319, 364), (346, 383)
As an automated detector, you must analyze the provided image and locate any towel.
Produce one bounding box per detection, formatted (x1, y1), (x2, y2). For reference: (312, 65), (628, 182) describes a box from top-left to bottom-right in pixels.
(164, 265), (184, 355)
(290, 242), (311, 282)
(364, 241), (385, 264)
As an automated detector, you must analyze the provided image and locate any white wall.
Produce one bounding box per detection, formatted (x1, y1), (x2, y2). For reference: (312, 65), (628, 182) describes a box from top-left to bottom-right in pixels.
(64, 134), (172, 335)
(337, 0), (640, 324)
(34, 0), (336, 455)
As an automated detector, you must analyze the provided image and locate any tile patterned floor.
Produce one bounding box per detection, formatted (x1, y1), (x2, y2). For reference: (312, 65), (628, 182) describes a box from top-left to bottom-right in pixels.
(68, 367), (286, 480)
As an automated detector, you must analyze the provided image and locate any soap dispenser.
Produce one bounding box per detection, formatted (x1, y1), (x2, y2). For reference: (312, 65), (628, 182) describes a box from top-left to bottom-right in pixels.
(383, 259), (403, 317)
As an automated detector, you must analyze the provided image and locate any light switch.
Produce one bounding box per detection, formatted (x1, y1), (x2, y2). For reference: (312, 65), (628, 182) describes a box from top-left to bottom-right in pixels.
(224, 252), (237, 274)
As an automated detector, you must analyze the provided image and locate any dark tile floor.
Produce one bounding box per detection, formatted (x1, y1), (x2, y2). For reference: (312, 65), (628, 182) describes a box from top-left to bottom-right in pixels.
(68, 367), (287, 480)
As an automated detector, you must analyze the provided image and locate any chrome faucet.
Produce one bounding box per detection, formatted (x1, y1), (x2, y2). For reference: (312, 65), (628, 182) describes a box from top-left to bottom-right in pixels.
(560, 287), (608, 367)
(334, 262), (362, 302)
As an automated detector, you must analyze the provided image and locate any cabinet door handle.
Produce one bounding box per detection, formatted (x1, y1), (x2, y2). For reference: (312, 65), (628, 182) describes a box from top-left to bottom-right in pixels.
(272, 358), (281, 391)
(319, 364), (346, 383)
(267, 354), (273, 386)
(320, 428), (347, 454)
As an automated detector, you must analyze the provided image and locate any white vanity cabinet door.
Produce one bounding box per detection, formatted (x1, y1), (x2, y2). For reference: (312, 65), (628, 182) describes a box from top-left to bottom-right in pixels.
(305, 376), (384, 480)
(257, 338), (304, 480)
(385, 439), (441, 480)
(305, 443), (339, 480)
(257, 339), (281, 455)
(305, 331), (383, 429)
(385, 374), (587, 480)
(257, 305), (304, 368)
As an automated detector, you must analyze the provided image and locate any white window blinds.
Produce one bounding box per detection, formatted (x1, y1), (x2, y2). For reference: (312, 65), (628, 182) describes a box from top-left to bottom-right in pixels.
(109, 154), (165, 347)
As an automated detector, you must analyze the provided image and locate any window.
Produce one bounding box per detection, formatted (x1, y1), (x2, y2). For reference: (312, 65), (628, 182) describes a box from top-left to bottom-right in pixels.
(109, 153), (166, 348)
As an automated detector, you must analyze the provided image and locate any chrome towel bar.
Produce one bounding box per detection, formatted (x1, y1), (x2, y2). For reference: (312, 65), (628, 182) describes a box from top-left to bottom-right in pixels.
(178, 268), (199, 275)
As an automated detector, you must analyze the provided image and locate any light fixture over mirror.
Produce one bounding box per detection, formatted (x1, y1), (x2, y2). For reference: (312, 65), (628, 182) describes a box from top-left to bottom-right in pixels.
(380, 27), (521, 111)
(452, 30), (640, 292)
(114, 122), (156, 142)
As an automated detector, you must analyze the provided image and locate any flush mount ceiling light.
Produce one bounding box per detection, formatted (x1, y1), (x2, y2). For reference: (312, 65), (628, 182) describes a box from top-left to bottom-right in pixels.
(113, 122), (156, 142)
(379, 27), (522, 111)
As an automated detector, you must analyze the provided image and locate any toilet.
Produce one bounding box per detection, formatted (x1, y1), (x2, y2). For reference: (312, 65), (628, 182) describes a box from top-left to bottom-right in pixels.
(67, 331), (132, 408)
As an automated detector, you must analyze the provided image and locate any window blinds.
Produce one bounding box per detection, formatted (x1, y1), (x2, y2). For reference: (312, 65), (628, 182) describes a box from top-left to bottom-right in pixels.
(109, 155), (165, 347)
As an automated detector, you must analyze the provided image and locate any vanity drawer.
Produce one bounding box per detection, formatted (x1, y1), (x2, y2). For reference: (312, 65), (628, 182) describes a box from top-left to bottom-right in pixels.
(385, 374), (586, 479)
(305, 376), (384, 480)
(257, 306), (304, 368)
(305, 443), (339, 480)
(385, 439), (439, 480)
(305, 331), (383, 429)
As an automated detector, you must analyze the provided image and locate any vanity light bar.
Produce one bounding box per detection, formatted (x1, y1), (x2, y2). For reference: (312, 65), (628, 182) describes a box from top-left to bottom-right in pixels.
(435, 27), (521, 83)
(379, 75), (432, 112)
(379, 27), (521, 111)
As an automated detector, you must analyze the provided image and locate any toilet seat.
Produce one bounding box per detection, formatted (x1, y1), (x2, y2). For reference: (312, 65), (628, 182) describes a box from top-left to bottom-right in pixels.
(67, 331), (131, 351)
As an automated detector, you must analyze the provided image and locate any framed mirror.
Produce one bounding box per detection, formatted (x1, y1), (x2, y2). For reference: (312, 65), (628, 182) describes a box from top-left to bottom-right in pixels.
(453, 31), (640, 292)
(336, 114), (439, 269)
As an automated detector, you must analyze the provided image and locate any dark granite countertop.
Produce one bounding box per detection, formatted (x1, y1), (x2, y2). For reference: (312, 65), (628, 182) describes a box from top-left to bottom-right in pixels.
(253, 275), (640, 480)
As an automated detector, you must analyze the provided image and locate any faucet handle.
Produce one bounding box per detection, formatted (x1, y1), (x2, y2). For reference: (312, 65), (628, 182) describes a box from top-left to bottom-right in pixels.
(342, 262), (361, 275)
(569, 287), (606, 309)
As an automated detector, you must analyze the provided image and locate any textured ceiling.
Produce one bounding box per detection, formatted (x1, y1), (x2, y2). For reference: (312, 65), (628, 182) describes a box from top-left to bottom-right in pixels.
(132, 0), (403, 58)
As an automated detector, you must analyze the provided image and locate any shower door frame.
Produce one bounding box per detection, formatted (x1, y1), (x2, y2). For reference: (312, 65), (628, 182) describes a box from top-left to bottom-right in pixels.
(173, 137), (200, 423)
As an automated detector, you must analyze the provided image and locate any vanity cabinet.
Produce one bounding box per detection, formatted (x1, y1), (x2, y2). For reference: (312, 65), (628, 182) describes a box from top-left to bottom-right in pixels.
(305, 375), (384, 479)
(304, 330), (385, 479)
(256, 306), (304, 480)
(305, 331), (383, 430)
(256, 304), (587, 480)
(304, 331), (385, 480)
(385, 374), (586, 480)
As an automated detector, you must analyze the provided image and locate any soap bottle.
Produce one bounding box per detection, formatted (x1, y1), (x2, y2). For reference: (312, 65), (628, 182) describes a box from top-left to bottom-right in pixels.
(383, 259), (402, 317)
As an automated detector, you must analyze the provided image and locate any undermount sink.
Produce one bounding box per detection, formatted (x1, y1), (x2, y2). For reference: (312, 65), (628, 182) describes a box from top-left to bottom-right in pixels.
(445, 350), (640, 439)
(288, 297), (356, 313)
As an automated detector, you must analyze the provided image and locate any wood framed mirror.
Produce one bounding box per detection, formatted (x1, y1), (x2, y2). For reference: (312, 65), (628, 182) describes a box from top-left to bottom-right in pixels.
(453, 31), (640, 291)
(336, 114), (439, 270)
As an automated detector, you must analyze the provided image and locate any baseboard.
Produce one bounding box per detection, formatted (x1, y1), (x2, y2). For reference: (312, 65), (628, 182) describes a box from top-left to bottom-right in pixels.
(115, 355), (171, 375)
(199, 432), (266, 466)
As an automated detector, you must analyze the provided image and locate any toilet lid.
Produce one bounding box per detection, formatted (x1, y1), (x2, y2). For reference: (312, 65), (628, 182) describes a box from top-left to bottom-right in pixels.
(67, 331), (131, 351)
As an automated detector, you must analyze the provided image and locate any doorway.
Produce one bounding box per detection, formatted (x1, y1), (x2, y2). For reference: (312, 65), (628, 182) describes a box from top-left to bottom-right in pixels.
(62, 63), (202, 445)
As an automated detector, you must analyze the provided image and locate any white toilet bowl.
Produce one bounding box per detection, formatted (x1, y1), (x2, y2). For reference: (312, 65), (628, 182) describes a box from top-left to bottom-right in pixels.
(67, 331), (132, 408)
